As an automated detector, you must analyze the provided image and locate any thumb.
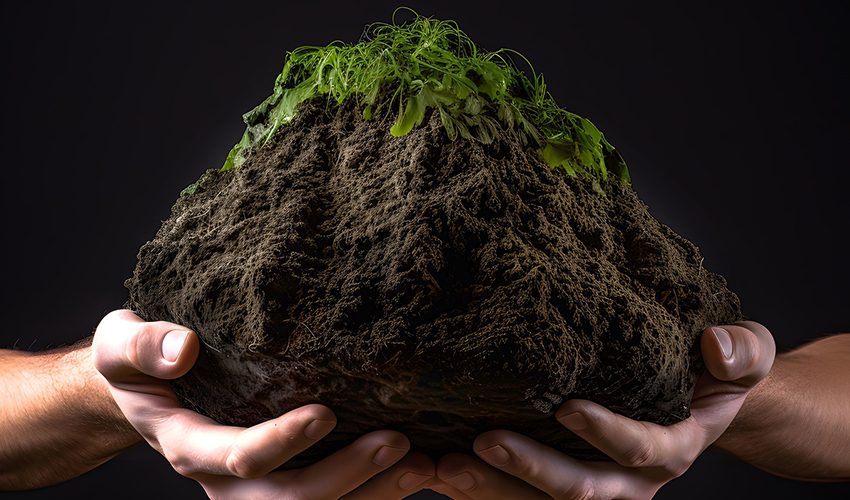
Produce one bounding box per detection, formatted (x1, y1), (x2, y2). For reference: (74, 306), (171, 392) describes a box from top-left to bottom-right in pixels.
(700, 321), (775, 389)
(92, 309), (200, 385)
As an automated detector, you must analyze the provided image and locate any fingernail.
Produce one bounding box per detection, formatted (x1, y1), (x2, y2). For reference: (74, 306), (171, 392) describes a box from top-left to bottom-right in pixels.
(558, 412), (588, 431)
(162, 330), (190, 362)
(476, 444), (511, 466)
(398, 471), (432, 491)
(712, 327), (733, 359)
(444, 471), (476, 491)
(373, 445), (407, 467)
(304, 419), (336, 440)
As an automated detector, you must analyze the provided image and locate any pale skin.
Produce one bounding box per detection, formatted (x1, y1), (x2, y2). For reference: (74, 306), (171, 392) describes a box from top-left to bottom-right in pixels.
(422, 322), (778, 499)
(1, 312), (848, 497)
(425, 324), (850, 499)
(0, 339), (140, 489)
(1, 310), (436, 498)
(713, 332), (850, 481)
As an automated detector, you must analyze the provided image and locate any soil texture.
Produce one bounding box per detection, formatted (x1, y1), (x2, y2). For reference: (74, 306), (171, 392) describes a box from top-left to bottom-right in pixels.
(125, 96), (742, 466)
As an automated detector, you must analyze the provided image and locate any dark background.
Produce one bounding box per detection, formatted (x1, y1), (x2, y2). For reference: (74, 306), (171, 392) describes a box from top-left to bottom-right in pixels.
(2, 1), (848, 498)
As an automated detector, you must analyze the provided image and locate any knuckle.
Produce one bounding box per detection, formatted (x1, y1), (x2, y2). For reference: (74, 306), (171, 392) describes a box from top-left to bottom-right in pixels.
(510, 450), (534, 476)
(168, 455), (196, 478)
(103, 309), (134, 326)
(226, 445), (265, 479)
(619, 439), (656, 467)
(129, 324), (148, 363)
(511, 451), (552, 487)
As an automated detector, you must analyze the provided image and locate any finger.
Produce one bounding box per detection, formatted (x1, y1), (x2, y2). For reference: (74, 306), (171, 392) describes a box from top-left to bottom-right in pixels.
(341, 451), (435, 499)
(292, 430), (410, 499)
(687, 322), (775, 443)
(156, 404), (338, 478)
(220, 404), (337, 479)
(699, 322), (775, 388)
(471, 430), (642, 500)
(554, 400), (701, 476)
(92, 309), (200, 385)
(199, 430), (411, 499)
(436, 453), (551, 500)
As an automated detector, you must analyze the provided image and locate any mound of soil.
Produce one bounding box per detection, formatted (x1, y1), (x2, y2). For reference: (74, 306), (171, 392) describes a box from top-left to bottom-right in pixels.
(125, 96), (741, 466)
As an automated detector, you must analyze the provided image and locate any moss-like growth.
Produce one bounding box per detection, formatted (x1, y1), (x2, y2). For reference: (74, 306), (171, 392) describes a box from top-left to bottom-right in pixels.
(141, 11), (741, 466)
(182, 10), (628, 197)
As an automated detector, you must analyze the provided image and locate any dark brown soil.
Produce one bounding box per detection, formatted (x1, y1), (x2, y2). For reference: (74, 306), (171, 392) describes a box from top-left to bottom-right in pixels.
(125, 96), (742, 466)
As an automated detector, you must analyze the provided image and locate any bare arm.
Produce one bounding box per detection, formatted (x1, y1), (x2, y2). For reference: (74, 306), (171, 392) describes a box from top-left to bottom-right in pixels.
(93, 310), (435, 499)
(425, 322), (778, 499)
(713, 333), (850, 481)
(0, 340), (142, 490)
(1, 313), (436, 498)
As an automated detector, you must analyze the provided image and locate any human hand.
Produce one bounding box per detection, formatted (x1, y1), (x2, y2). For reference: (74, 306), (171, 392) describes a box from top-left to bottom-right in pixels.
(427, 321), (776, 499)
(92, 309), (435, 499)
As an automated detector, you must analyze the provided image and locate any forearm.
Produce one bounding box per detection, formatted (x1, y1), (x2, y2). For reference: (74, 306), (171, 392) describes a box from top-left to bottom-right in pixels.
(713, 333), (850, 481)
(0, 340), (142, 490)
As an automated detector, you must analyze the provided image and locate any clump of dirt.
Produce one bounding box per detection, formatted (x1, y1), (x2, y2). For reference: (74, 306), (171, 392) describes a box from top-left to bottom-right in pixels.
(125, 95), (741, 466)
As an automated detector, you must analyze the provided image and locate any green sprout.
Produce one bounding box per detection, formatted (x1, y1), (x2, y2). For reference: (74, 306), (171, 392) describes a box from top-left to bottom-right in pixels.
(183, 9), (629, 196)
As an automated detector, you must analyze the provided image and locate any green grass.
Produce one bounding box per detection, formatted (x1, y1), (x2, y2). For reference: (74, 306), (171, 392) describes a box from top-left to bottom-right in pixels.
(183, 9), (629, 196)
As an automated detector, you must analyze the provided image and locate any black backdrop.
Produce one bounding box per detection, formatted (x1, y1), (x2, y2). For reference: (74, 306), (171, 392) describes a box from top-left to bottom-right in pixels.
(2, 1), (848, 498)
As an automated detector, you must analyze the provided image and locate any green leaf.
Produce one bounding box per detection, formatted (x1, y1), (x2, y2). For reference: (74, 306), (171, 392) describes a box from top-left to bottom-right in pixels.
(579, 148), (595, 167)
(207, 11), (631, 189)
(221, 143), (241, 171)
(560, 162), (577, 177)
(390, 96), (423, 137)
(180, 181), (200, 197)
(439, 107), (457, 140)
(542, 142), (570, 167)
(582, 118), (602, 144)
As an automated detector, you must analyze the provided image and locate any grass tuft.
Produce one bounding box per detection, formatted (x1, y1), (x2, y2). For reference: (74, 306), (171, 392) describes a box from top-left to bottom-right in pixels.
(209, 8), (629, 193)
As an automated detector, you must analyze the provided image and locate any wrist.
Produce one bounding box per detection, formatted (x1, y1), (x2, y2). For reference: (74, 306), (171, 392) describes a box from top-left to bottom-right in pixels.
(0, 342), (141, 489)
(56, 342), (142, 448)
(712, 336), (850, 481)
(711, 360), (781, 454)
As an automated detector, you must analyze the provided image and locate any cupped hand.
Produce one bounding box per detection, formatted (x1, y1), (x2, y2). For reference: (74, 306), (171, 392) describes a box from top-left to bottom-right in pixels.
(427, 321), (776, 499)
(92, 310), (434, 499)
